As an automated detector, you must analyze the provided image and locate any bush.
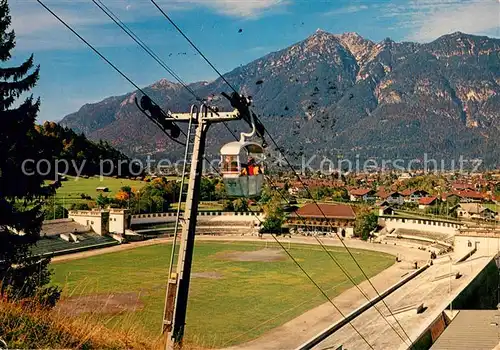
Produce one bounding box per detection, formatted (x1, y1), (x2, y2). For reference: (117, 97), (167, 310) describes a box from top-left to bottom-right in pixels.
(70, 203), (90, 211)
(34, 286), (61, 309)
(222, 200), (234, 211)
(259, 217), (284, 234)
(233, 199), (249, 212)
(0, 257), (62, 310)
(354, 211), (378, 240)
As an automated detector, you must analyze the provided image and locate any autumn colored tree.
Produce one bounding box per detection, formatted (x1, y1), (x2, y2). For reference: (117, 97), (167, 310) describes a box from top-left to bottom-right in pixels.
(115, 190), (130, 202)
(215, 181), (226, 200)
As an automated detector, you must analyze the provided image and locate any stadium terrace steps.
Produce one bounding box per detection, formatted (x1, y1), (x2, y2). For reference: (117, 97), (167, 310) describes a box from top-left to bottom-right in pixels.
(393, 229), (450, 242)
(32, 232), (118, 257)
(41, 219), (91, 237)
(382, 229), (453, 253)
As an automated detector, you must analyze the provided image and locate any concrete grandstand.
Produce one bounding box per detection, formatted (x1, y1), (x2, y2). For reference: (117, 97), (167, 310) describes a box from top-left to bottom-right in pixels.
(32, 218), (120, 257)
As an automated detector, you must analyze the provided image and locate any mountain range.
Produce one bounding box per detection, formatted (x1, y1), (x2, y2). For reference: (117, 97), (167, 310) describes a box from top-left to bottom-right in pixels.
(60, 30), (500, 168)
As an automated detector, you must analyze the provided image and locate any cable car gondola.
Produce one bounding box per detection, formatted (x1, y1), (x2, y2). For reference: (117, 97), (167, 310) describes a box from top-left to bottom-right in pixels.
(220, 141), (264, 197)
(220, 95), (265, 198)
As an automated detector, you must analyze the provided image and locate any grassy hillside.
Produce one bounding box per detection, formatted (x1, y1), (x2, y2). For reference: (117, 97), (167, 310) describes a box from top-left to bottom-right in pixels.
(0, 300), (155, 349)
(46, 175), (250, 213)
(46, 175), (147, 208)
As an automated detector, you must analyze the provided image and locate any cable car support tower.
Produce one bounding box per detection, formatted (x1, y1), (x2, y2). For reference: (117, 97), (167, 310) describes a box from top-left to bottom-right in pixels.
(136, 92), (261, 350)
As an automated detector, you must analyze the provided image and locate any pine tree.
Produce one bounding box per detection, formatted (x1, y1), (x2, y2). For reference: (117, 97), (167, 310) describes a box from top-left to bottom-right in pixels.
(0, 0), (60, 306)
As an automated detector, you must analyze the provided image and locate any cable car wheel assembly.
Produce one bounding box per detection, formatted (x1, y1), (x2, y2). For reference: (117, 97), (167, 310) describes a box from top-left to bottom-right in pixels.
(219, 93), (266, 198)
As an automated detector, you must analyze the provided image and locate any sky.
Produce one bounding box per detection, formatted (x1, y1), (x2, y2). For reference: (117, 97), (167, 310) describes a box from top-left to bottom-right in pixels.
(9, 0), (500, 121)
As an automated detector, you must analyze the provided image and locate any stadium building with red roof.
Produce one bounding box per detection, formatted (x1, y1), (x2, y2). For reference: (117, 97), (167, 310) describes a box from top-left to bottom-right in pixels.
(286, 203), (356, 238)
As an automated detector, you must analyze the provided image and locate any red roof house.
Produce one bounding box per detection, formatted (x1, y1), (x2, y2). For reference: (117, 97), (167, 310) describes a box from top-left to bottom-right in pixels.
(418, 196), (439, 209)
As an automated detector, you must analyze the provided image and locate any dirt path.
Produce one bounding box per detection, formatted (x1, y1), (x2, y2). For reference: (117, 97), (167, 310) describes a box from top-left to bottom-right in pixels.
(51, 237), (172, 263)
(52, 235), (428, 264)
(56, 292), (144, 316)
(215, 248), (287, 262)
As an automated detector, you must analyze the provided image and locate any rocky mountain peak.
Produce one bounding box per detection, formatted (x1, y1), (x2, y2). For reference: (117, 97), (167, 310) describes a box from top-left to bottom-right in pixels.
(337, 32), (362, 39)
(335, 32), (375, 63)
(305, 29), (337, 42)
(275, 29), (347, 65)
(150, 78), (180, 90)
(450, 31), (466, 37)
(59, 32), (500, 166)
(425, 31), (499, 59)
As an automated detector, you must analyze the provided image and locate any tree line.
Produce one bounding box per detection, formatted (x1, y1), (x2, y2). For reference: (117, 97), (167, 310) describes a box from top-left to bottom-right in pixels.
(35, 121), (142, 178)
(66, 177), (233, 215)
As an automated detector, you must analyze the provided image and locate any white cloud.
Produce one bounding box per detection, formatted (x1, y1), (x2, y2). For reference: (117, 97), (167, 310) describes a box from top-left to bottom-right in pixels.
(324, 5), (369, 16)
(382, 0), (500, 42)
(12, 0), (289, 36)
(173, 0), (289, 18)
(10, 1), (132, 50)
(9, 0), (290, 51)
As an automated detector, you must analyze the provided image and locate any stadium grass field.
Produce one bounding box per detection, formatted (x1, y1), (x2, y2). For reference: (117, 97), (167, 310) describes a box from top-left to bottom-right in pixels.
(51, 241), (394, 347)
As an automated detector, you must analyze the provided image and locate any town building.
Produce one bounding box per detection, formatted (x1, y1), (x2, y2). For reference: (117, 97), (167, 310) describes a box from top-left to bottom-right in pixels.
(454, 190), (487, 203)
(431, 310), (500, 350)
(441, 193), (462, 205)
(418, 196), (439, 210)
(348, 188), (376, 202)
(397, 172), (412, 181)
(451, 182), (476, 191)
(285, 203), (356, 238)
(378, 191), (404, 205)
(401, 189), (430, 203)
(456, 203), (498, 221)
(378, 206), (395, 216)
(69, 208), (131, 235)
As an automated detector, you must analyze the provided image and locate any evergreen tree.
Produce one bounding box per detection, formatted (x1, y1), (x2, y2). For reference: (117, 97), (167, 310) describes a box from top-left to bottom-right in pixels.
(0, 0), (60, 305)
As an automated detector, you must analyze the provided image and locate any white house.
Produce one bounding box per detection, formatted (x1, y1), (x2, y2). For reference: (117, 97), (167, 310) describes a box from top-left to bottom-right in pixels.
(401, 189), (429, 203)
(457, 203), (497, 221)
(349, 188), (376, 202)
(418, 196), (439, 210)
(379, 191), (404, 206)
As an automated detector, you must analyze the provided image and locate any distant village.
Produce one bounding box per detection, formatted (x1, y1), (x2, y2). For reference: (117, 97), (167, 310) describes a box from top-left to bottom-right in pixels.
(267, 170), (500, 222)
